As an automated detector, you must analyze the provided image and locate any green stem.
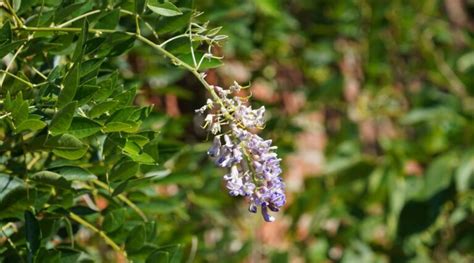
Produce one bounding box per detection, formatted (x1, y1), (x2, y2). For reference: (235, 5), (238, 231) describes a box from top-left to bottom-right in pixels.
(188, 23), (198, 67)
(0, 70), (33, 88)
(19, 26), (119, 34)
(159, 34), (189, 47)
(92, 179), (148, 222)
(134, 33), (195, 71)
(56, 9), (102, 28)
(30, 66), (48, 80)
(69, 212), (128, 259)
(4, 0), (23, 28)
(0, 43), (25, 87)
(120, 9), (159, 40)
(135, 15), (141, 35)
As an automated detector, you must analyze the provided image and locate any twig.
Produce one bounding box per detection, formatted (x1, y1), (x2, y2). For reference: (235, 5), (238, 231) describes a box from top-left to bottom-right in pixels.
(69, 212), (128, 259)
(0, 44), (25, 87)
(56, 9), (102, 28)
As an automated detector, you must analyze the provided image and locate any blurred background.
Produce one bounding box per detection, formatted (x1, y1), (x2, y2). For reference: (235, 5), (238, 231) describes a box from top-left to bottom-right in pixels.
(120, 0), (474, 262)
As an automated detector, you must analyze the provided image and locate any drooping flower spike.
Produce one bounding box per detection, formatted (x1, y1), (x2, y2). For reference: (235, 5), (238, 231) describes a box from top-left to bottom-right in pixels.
(196, 82), (286, 222)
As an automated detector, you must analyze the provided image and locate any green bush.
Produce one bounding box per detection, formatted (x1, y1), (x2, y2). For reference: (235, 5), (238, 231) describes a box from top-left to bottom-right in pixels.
(0, 0), (235, 262)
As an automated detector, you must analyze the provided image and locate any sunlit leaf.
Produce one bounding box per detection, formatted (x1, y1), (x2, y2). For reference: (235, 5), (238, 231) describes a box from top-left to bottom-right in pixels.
(147, 1), (183, 17)
(68, 117), (102, 138)
(49, 101), (77, 136)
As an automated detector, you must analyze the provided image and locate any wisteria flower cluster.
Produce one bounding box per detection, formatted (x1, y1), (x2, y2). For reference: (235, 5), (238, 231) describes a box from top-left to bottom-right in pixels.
(196, 82), (286, 222)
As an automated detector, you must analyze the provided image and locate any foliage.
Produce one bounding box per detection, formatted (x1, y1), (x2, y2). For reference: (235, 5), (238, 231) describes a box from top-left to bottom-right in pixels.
(0, 0), (228, 262)
(1, 0), (474, 262)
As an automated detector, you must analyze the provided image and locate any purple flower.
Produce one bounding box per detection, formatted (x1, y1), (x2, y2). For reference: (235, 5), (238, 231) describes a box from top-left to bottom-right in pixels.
(207, 136), (221, 157)
(198, 83), (286, 222)
(224, 166), (244, 196)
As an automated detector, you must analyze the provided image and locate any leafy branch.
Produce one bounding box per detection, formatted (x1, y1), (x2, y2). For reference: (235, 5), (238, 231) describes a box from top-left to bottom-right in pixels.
(0, 1), (231, 261)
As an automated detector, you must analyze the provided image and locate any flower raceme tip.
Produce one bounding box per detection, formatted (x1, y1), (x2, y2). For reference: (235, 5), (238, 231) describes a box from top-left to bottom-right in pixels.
(196, 82), (286, 222)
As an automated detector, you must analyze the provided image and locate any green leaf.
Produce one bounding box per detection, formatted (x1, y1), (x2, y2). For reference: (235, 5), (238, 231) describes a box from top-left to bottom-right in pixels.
(97, 32), (135, 57)
(126, 224), (146, 252)
(0, 40), (26, 58)
(0, 22), (12, 45)
(110, 160), (139, 181)
(79, 58), (105, 78)
(146, 251), (169, 263)
(59, 248), (94, 262)
(144, 221), (157, 242)
(165, 38), (199, 56)
(102, 208), (126, 232)
(149, 244), (183, 263)
(255, 0), (281, 17)
(129, 152), (156, 164)
(93, 72), (117, 101)
(89, 100), (119, 118)
(95, 9), (120, 30)
(72, 20), (89, 62)
(53, 166), (97, 181)
(457, 51), (474, 72)
(156, 10), (191, 34)
(69, 206), (97, 215)
(111, 179), (131, 196)
(53, 2), (94, 25)
(25, 210), (41, 263)
(57, 65), (79, 108)
(135, 0), (147, 15)
(207, 26), (223, 36)
(49, 101), (77, 136)
(123, 140), (141, 156)
(45, 134), (88, 160)
(413, 154), (458, 201)
(147, 1), (183, 16)
(11, 100), (29, 126)
(75, 85), (99, 105)
(35, 248), (61, 263)
(103, 121), (140, 133)
(31, 171), (70, 189)
(12, 0), (21, 11)
(107, 106), (139, 123)
(400, 107), (461, 125)
(128, 135), (150, 147)
(68, 117), (102, 138)
(455, 155), (474, 192)
(169, 244), (183, 263)
(114, 88), (136, 106)
(0, 174), (26, 209)
(53, 147), (88, 160)
(84, 37), (106, 55)
(15, 119), (46, 133)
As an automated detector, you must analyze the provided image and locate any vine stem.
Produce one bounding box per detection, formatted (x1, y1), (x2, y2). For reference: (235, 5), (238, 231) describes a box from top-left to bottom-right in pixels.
(0, 44), (25, 87)
(0, 70), (49, 88)
(0, 70), (33, 88)
(56, 10), (102, 28)
(68, 212), (128, 259)
(119, 9), (159, 40)
(3, 0), (23, 28)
